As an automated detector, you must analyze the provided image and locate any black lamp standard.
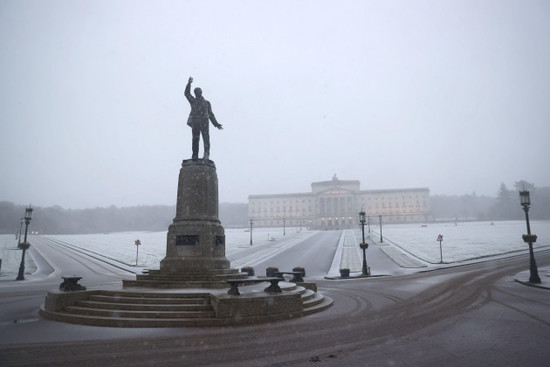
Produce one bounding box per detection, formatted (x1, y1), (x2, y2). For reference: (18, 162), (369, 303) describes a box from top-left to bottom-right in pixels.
(519, 190), (541, 283)
(17, 218), (24, 245)
(367, 216), (371, 233)
(249, 218), (253, 246)
(16, 206), (33, 281)
(359, 211), (369, 276)
(379, 215), (383, 243)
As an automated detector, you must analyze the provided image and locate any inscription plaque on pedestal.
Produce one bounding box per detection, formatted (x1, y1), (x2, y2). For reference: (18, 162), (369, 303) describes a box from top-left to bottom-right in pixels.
(176, 235), (199, 246)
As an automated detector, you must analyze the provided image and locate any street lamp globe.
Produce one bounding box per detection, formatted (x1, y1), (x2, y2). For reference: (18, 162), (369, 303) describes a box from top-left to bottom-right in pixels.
(519, 190), (530, 207)
(24, 206), (33, 221)
(359, 211), (366, 224)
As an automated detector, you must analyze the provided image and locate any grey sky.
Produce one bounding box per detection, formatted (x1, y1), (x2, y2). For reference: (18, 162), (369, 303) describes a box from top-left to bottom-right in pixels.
(1, 0), (549, 209)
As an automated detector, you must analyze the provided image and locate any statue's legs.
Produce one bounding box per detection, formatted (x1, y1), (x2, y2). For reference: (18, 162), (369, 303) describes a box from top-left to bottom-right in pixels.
(202, 125), (210, 159)
(191, 127), (201, 160)
(191, 122), (210, 160)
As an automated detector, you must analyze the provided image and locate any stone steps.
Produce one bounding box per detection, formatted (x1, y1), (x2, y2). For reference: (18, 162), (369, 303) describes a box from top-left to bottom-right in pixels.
(123, 268), (248, 289)
(39, 312), (218, 327)
(303, 295), (334, 316)
(40, 283), (334, 327)
(89, 294), (209, 305)
(135, 273), (248, 281)
(65, 306), (216, 319)
(293, 286), (333, 315)
(77, 300), (212, 311)
(41, 290), (219, 327)
(122, 279), (231, 289)
(147, 268), (241, 275)
(303, 292), (325, 308)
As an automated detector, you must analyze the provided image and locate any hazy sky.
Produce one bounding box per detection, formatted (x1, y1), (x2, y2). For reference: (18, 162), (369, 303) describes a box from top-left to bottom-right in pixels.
(1, 0), (549, 209)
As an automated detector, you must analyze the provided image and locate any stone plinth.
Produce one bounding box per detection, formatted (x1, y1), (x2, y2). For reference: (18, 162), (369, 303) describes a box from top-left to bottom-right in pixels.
(160, 159), (230, 272)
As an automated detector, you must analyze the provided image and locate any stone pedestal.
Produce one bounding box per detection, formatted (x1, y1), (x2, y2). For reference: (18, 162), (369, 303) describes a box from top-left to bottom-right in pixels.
(160, 159), (230, 272)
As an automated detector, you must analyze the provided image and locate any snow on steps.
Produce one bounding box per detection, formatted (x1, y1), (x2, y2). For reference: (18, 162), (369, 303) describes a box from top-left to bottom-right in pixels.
(40, 285), (333, 327)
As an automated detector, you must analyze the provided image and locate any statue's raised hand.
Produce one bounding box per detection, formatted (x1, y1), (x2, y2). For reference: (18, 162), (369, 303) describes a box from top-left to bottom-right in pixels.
(188, 76), (193, 84)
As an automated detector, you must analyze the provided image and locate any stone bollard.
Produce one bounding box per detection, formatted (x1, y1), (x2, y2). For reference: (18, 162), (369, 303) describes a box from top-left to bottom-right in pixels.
(266, 267), (279, 277)
(340, 268), (350, 278)
(241, 266), (255, 276)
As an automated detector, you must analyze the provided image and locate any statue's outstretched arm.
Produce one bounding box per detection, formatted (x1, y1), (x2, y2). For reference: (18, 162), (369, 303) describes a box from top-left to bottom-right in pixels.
(184, 77), (193, 102)
(208, 102), (223, 129)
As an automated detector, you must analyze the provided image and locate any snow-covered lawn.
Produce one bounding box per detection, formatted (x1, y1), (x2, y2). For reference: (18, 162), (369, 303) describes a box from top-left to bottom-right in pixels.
(1, 220), (548, 274)
(375, 220), (550, 263)
(0, 235), (37, 276)
(0, 227), (294, 274)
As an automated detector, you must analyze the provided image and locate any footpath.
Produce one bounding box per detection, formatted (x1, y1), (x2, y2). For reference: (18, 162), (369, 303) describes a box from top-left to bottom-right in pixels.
(326, 229), (428, 278)
(326, 229), (550, 289)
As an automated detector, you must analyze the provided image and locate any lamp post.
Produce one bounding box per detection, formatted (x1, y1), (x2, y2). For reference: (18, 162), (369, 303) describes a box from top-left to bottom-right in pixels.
(367, 216), (371, 234)
(16, 206), (33, 281)
(359, 211), (369, 276)
(17, 218), (24, 245)
(437, 234), (443, 263)
(134, 239), (141, 266)
(283, 218), (286, 236)
(379, 215), (383, 243)
(519, 190), (541, 283)
(249, 218), (253, 246)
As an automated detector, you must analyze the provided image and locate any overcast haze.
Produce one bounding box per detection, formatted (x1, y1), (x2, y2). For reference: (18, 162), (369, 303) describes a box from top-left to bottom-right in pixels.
(1, 0), (549, 209)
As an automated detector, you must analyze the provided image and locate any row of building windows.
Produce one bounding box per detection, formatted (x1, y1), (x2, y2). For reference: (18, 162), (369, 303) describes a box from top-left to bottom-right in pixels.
(248, 178), (432, 228)
(250, 197), (429, 208)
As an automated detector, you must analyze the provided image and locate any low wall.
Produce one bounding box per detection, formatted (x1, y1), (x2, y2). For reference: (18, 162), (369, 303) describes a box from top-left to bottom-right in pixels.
(211, 292), (303, 320)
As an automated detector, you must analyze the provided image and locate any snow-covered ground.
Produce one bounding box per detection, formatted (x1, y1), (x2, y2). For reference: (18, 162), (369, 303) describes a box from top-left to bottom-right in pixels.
(376, 220), (550, 264)
(0, 227), (294, 275)
(1, 220), (548, 275)
(0, 235), (37, 276)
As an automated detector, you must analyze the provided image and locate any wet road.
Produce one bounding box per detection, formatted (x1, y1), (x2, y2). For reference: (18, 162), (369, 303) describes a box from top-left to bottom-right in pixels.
(252, 230), (341, 277)
(1, 236), (549, 366)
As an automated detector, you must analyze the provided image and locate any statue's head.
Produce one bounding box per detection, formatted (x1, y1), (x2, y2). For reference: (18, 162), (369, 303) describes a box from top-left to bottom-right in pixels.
(194, 87), (202, 98)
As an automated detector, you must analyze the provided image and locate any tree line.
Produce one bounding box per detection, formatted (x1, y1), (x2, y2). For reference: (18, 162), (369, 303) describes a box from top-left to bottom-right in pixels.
(0, 202), (248, 235)
(431, 181), (550, 221)
(1, 181), (548, 234)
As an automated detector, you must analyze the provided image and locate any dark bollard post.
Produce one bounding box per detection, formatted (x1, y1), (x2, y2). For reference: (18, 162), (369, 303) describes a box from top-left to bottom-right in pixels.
(266, 267), (279, 277)
(241, 266), (255, 276)
(293, 267), (306, 277)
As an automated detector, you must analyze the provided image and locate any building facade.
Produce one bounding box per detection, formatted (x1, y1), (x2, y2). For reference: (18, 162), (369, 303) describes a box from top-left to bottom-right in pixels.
(248, 175), (432, 229)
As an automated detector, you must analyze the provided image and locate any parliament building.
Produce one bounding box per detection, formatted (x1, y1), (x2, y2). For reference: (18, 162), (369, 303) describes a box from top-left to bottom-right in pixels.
(248, 175), (432, 230)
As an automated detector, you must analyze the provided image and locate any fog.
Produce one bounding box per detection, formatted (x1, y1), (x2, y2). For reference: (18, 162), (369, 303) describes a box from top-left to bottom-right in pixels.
(1, 0), (549, 209)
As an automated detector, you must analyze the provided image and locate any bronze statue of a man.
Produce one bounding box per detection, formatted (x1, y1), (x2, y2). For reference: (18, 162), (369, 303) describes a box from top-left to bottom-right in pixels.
(185, 77), (223, 160)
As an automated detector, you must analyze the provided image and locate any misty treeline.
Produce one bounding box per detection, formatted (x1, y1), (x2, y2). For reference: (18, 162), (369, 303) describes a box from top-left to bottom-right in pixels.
(0, 202), (248, 235)
(431, 181), (550, 221)
(1, 181), (549, 234)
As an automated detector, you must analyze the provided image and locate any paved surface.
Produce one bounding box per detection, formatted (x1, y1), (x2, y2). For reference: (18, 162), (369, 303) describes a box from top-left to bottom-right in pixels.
(1, 233), (549, 366)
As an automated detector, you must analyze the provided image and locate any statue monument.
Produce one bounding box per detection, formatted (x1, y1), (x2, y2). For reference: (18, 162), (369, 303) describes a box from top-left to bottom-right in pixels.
(185, 77), (223, 161)
(123, 77), (238, 287)
(40, 78), (332, 326)
(159, 77), (229, 276)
